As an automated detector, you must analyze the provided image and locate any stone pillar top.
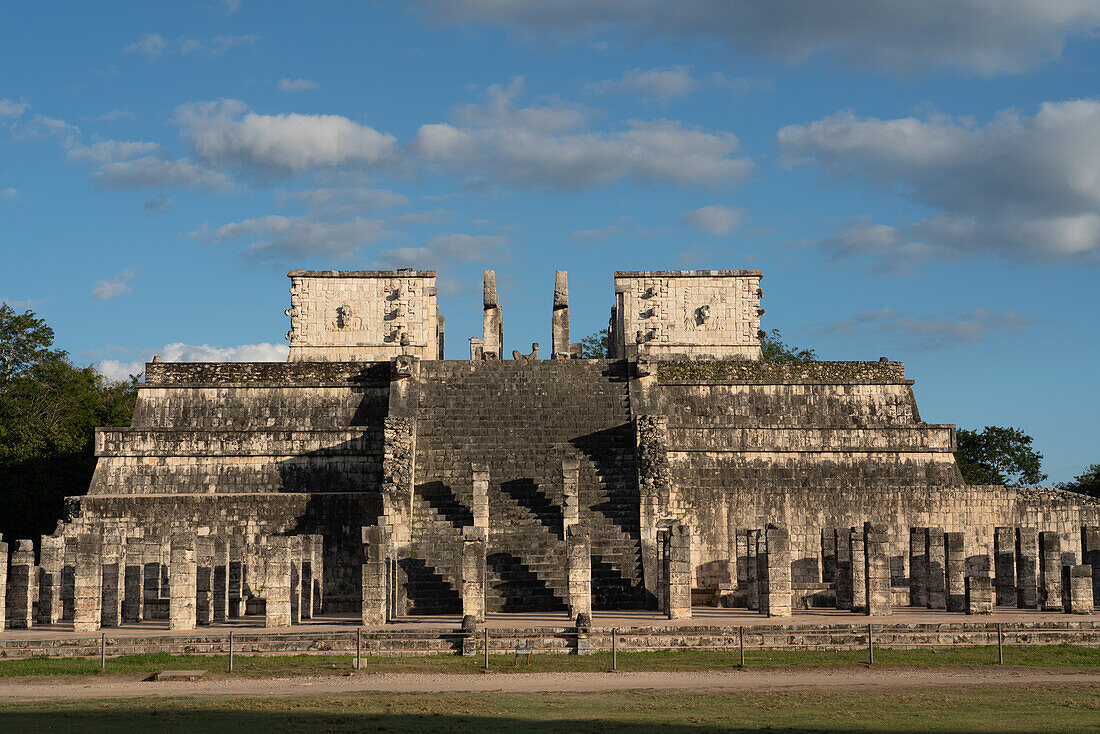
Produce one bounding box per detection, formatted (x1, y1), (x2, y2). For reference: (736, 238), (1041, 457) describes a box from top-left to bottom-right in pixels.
(483, 270), (498, 308)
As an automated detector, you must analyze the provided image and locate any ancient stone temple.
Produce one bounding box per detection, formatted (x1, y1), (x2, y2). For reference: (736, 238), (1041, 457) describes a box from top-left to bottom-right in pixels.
(7, 268), (1099, 629)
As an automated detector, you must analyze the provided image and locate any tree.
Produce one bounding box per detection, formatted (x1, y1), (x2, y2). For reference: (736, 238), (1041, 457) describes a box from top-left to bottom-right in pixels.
(761, 329), (817, 362)
(0, 303), (67, 380)
(954, 426), (1047, 486)
(1056, 464), (1100, 499)
(0, 306), (138, 541)
(580, 328), (609, 358)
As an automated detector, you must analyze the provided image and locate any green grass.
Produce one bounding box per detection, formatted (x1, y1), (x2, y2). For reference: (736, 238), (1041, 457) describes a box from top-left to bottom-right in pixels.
(1, 685), (1099, 733)
(0, 644), (1097, 678)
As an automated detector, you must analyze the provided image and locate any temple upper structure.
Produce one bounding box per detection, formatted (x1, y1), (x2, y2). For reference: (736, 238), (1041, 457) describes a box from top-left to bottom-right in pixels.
(285, 270), (444, 362)
(611, 270), (764, 361)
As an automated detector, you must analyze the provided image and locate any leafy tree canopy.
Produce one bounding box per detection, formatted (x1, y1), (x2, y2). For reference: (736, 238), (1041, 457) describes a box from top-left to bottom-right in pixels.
(0, 305), (138, 541)
(1055, 463), (1100, 499)
(954, 426), (1047, 487)
(580, 328), (609, 359)
(761, 329), (817, 362)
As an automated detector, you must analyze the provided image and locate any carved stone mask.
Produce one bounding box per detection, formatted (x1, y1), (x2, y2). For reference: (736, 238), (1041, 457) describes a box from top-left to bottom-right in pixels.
(336, 304), (353, 329)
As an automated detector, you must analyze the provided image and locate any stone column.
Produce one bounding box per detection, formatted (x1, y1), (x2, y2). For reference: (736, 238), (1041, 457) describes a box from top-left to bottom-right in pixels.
(0, 540), (7, 630)
(1015, 527), (1040, 609)
(849, 527), (867, 614)
(228, 535), (244, 618)
(142, 536), (163, 608)
(908, 527), (928, 608)
(74, 534), (103, 632)
(381, 416), (414, 616)
(195, 536), (214, 625)
(1067, 565), (1094, 614)
(309, 534), (324, 616)
(834, 527), (852, 610)
(864, 523), (892, 616)
(562, 458), (579, 530)
(744, 529), (759, 611)
(944, 532), (966, 612)
(636, 415), (673, 607)
(926, 528), (946, 609)
(289, 535), (303, 625)
(666, 522), (692, 619)
(655, 528), (669, 614)
(8, 540), (35, 629)
(821, 529), (837, 583)
(61, 536), (77, 621)
(567, 525), (592, 620)
(1039, 531), (1062, 611)
(461, 527), (487, 622)
(299, 535), (314, 621)
(966, 576), (993, 614)
(361, 525), (389, 626)
(266, 536), (293, 628)
(482, 270), (504, 359)
(761, 524), (792, 618)
(551, 270), (576, 358)
(38, 535), (63, 625)
(169, 533), (197, 630)
(213, 537), (229, 623)
(1082, 526), (1100, 608)
(994, 527), (1016, 607)
(122, 536), (144, 623)
(100, 531), (124, 628)
(472, 464), (490, 530)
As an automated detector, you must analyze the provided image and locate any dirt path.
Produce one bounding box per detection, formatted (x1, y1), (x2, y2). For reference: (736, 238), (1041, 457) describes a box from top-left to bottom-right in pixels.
(0, 667), (1096, 701)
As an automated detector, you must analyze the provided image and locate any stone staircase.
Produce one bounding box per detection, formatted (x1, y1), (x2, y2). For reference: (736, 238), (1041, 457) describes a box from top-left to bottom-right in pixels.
(408, 359), (645, 614)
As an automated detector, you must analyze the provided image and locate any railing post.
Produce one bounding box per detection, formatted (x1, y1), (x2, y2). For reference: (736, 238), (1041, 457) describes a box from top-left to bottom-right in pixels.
(484, 628), (489, 671)
(739, 625), (745, 668)
(867, 624), (873, 666)
(612, 628), (618, 672)
(997, 622), (1003, 665)
(229, 630), (234, 673)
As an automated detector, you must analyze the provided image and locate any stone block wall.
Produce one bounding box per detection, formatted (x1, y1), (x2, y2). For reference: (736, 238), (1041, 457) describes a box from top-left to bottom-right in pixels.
(613, 270), (762, 360)
(286, 270), (441, 361)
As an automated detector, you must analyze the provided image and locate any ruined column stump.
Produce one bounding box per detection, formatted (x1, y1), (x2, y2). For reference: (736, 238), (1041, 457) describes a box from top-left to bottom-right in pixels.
(1039, 532), (1063, 612)
(1066, 565), (1094, 614)
(944, 532), (966, 613)
(666, 523), (692, 619)
(849, 527), (867, 614)
(864, 523), (892, 616)
(834, 527), (852, 610)
(38, 535), (64, 625)
(567, 525), (592, 621)
(1015, 527), (1039, 609)
(169, 533), (197, 631)
(461, 527), (488, 623)
(361, 525), (389, 626)
(122, 536), (144, 623)
(265, 536), (293, 628)
(8, 540), (35, 629)
(195, 536), (214, 626)
(74, 534), (103, 632)
(761, 524), (792, 618)
(100, 531), (124, 628)
(965, 576), (993, 614)
(993, 527), (1016, 607)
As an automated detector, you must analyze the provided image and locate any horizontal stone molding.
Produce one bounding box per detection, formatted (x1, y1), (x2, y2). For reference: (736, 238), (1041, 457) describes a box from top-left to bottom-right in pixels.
(145, 361), (391, 386)
(666, 426), (956, 453)
(96, 429), (379, 457)
(657, 360), (907, 383)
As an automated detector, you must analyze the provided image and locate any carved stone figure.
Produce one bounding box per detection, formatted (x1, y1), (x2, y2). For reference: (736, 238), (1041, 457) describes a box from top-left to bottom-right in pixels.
(512, 343), (540, 362)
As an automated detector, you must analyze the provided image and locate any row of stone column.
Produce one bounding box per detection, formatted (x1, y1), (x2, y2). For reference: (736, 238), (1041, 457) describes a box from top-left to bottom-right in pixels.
(0, 532), (324, 632)
(908, 527), (1095, 615)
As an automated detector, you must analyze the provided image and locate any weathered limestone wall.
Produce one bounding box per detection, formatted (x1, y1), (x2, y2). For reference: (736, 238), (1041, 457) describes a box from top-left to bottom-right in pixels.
(614, 271), (763, 360)
(286, 270), (442, 362)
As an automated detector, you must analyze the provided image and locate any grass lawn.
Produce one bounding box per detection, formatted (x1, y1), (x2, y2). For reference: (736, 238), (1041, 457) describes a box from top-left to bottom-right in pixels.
(0, 685), (1098, 733)
(0, 644), (1097, 678)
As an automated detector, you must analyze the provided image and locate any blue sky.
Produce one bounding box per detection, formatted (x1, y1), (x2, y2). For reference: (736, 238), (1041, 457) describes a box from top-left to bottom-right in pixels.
(1, 1), (1098, 483)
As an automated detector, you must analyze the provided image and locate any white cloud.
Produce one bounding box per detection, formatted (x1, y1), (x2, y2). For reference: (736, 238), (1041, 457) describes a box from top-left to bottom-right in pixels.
(92, 268), (136, 300)
(124, 33), (167, 59)
(97, 341), (288, 382)
(179, 34), (260, 57)
(589, 67), (697, 102)
(293, 187), (409, 216)
(418, 0), (1100, 74)
(0, 98), (28, 118)
(816, 308), (1032, 350)
(387, 209), (454, 227)
(223, 0), (244, 13)
(93, 156), (235, 191)
(175, 99), (398, 176)
(67, 140), (166, 165)
(16, 114), (80, 146)
(778, 100), (1100, 270)
(679, 204), (742, 235)
(570, 224), (625, 242)
(0, 188), (16, 200)
(677, 246), (713, 266)
(427, 233), (509, 261)
(90, 109), (136, 122)
(195, 215), (393, 259)
(143, 193), (172, 214)
(278, 78), (320, 93)
(411, 78), (753, 189)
